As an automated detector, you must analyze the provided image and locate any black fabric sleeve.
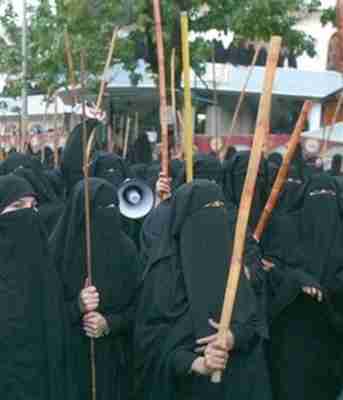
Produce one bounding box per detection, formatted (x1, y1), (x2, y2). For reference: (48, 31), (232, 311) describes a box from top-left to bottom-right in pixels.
(67, 297), (82, 324)
(231, 314), (258, 351)
(172, 350), (198, 377)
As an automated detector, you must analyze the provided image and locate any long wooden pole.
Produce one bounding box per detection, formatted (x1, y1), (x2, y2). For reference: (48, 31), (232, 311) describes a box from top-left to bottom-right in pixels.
(230, 45), (261, 136)
(212, 36), (282, 384)
(96, 27), (119, 111)
(152, 0), (169, 177)
(86, 27), (119, 158)
(181, 12), (193, 182)
(123, 116), (131, 159)
(80, 50), (97, 400)
(64, 29), (76, 88)
(53, 96), (59, 168)
(253, 100), (312, 242)
(171, 48), (179, 144)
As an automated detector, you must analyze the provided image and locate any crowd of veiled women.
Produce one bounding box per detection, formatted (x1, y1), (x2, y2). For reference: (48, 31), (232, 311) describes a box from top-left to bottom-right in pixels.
(0, 117), (343, 400)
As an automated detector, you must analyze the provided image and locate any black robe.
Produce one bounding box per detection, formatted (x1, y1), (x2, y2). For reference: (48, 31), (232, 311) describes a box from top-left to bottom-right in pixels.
(134, 180), (271, 400)
(0, 175), (73, 400)
(13, 167), (64, 235)
(222, 151), (269, 231)
(50, 178), (141, 400)
(262, 174), (343, 400)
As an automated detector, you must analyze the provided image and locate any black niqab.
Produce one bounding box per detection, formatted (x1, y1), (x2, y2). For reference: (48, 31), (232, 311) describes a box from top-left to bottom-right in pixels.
(0, 175), (72, 400)
(50, 177), (141, 400)
(135, 180), (267, 400)
(60, 119), (100, 194)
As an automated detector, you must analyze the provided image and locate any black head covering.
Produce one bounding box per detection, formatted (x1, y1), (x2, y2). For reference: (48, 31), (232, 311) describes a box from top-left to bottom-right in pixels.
(267, 152), (283, 188)
(50, 177), (140, 400)
(60, 119), (100, 194)
(128, 133), (152, 165)
(50, 177), (141, 323)
(44, 169), (66, 200)
(135, 180), (258, 400)
(0, 152), (43, 175)
(223, 151), (269, 229)
(298, 174), (343, 286)
(89, 151), (129, 189)
(262, 174), (343, 325)
(130, 163), (149, 181)
(223, 145), (237, 161)
(13, 167), (58, 204)
(0, 174), (36, 213)
(174, 155), (223, 188)
(0, 175), (73, 400)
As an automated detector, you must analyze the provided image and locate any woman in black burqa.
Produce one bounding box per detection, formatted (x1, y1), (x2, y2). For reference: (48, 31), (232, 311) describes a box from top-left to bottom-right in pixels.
(262, 174), (343, 400)
(134, 180), (272, 400)
(0, 175), (73, 400)
(50, 177), (141, 400)
(222, 151), (269, 231)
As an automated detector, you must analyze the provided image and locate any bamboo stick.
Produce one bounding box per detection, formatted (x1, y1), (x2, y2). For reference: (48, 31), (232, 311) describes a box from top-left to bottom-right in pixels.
(64, 29), (76, 88)
(54, 96), (59, 168)
(152, 0), (169, 177)
(123, 116), (131, 159)
(211, 36), (282, 384)
(80, 50), (97, 400)
(254, 101), (312, 242)
(96, 27), (119, 111)
(86, 27), (119, 158)
(171, 48), (179, 143)
(181, 12), (193, 182)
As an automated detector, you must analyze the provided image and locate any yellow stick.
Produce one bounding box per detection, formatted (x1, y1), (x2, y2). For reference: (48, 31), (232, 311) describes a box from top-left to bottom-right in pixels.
(211, 36), (282, 384)
(181, 12), (193, 182)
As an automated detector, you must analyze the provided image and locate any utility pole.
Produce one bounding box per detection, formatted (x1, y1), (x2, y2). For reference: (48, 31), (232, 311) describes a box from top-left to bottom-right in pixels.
(21, 0), (28, 151)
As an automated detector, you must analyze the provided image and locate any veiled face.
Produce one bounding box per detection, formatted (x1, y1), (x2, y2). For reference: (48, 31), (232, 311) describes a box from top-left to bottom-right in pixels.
(1, 196), (37, 215)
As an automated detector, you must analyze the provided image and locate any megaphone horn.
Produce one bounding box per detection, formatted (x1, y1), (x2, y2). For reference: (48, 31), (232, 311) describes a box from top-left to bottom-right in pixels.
(118, 179), (154, 219)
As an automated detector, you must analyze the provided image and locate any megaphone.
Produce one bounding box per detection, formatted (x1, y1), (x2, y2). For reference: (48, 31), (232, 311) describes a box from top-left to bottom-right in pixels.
(118, 179), (154, 219)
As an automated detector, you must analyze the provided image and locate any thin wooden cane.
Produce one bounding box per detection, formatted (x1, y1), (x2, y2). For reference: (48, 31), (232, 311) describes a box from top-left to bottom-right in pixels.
(123, 116), (131, 159)
(221, 45), (261, 160)
(212, 44), (219, 154)
(134, 112), (139, 142)
(181, 12), (193, 182)
(153, 0), (169, 178)
(53, 96), (60, 168)
(96, 27), (119, 111)
(254, 101), (312, 242)
(211, 36), (282, 384)
(86, 27), (119, 158)
(80, 50), (97, 400)
(171, 48), (180, 144)
(64, 30), (76, 88)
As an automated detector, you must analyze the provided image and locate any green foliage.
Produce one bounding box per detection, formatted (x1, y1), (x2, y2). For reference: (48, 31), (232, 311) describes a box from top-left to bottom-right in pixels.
(0, 0), (323, 97)
(320, 6), (336, 27)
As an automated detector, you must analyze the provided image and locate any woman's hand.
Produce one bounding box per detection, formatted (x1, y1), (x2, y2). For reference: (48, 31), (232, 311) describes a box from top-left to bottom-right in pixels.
(302, 286), (323, 302)
(195, 319), (235, 354)
(82, 311), (109, 338)
(155, 173), (172, 205)
(79, 279), (100, 314)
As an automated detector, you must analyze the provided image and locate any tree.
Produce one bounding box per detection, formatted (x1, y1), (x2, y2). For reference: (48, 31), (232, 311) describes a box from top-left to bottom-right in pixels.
(0, 0), (323, 97)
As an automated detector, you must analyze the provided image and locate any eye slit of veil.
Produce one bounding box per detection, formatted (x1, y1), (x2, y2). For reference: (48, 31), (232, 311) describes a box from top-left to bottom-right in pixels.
(309, 189), (336, 197)
(287, 178), (302, 185)
(203, 201), (225, 209)
(96, 203), (116, 209)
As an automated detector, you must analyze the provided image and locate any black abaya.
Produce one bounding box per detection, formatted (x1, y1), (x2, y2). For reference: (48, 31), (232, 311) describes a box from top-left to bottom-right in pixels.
(50, 177), (141, 400)
(0, 175), (72, 400)
(134, 180), (271, 400)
